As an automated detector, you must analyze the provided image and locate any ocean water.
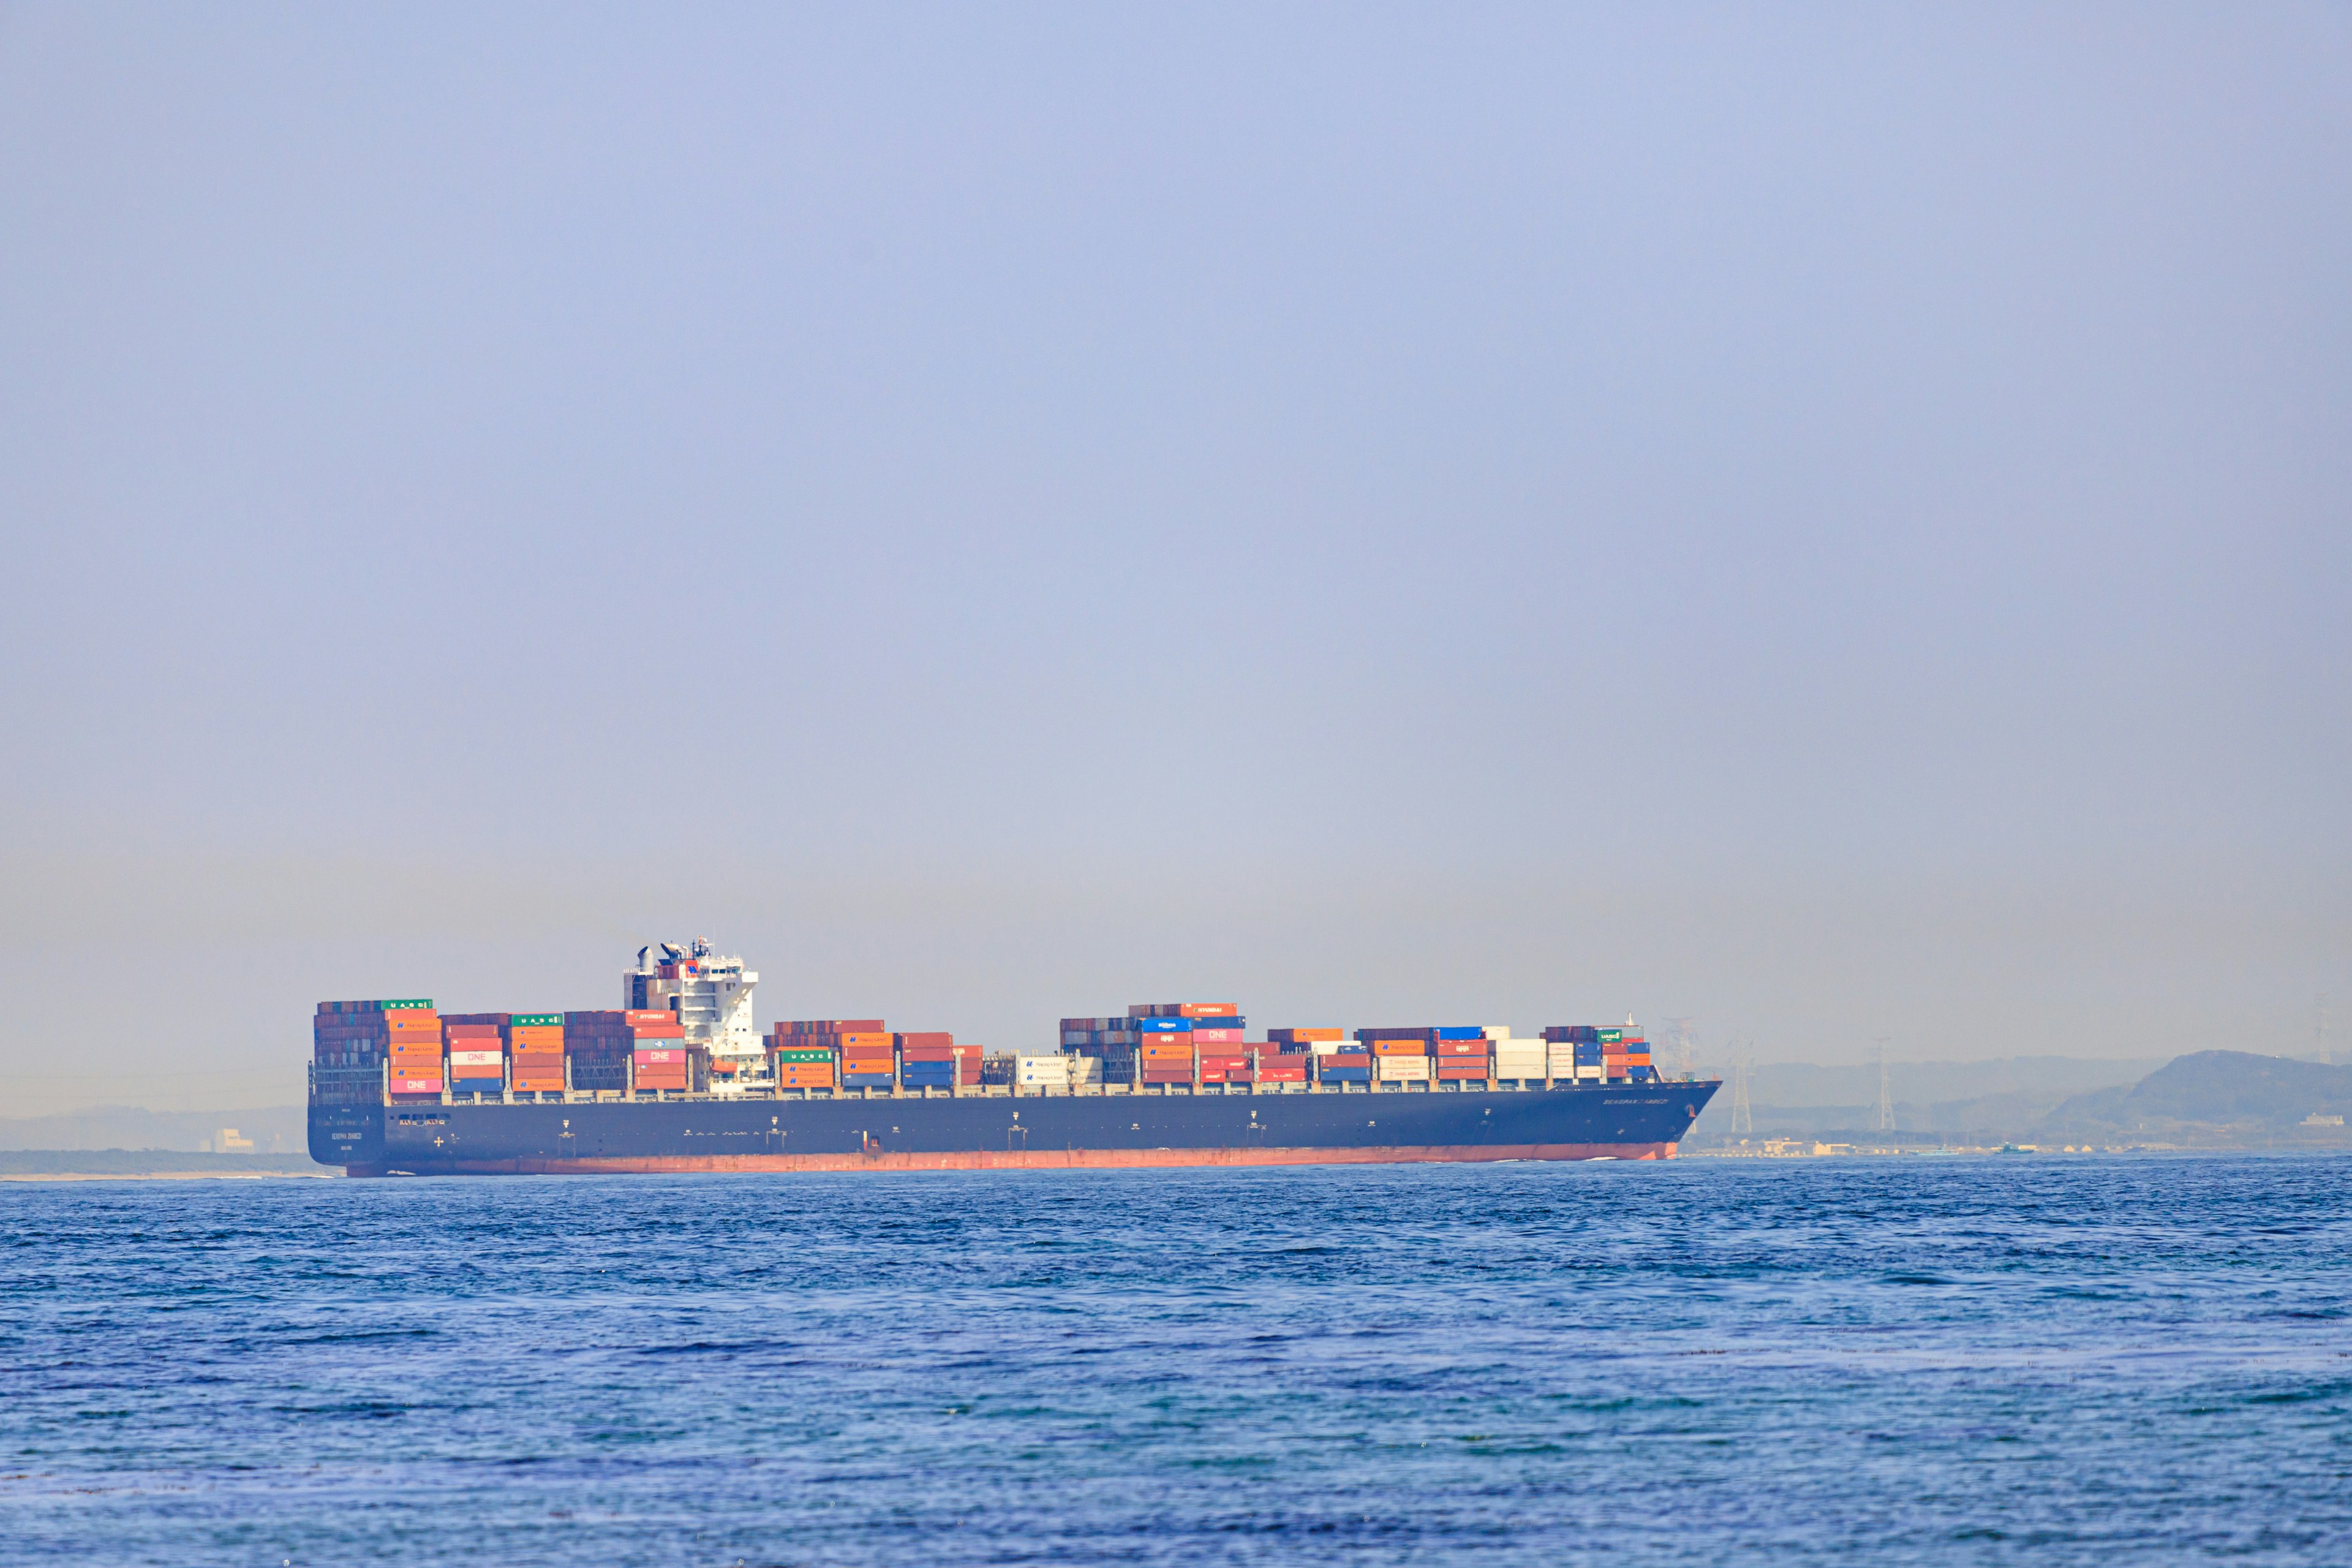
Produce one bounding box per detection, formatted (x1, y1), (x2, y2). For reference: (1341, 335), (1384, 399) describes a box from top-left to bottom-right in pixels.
(2, 1156), (2348, 1566)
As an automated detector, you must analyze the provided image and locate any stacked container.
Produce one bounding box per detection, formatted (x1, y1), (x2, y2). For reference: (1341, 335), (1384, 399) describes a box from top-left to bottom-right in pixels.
(312, 1000), (440, 1103)
(1542, 1027), (1619, 1082)
(766, 1024), (839, 1091)
(1140, 1004), (1237, 1087)
(635, 1046), (691, 1093)
(1607, 1028), (1655, 1082)
(1358, 1030), (1433, 1085)
(778, 1020), (892, 1089)
(1249, 1049), (1311, 1084)
(1488, 1028), (1548, 1084)
(1008, 1052), (1072, 1089)
(508, 1014), (565, 1093)
(897, 1031), (976, 1091)
(1432, 1026), (1491, 1084)
(565, 1009), (685, 1093)
(382, 1002), (445, 1097)
(444, 1016), (507, 1096)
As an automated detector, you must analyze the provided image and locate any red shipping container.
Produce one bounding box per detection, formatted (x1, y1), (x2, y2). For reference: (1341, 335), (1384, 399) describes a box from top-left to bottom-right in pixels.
(635, 1049), (685, 1065)
(895, 1031), (954, 1049)
(624, 1010), (674, 1027)
(1192, 1028), (1243, 1044)
(1177, 1003), (1239, 1019)
(1434, 1040), (1487, 1057)
(391, 1076), (442, 1094)
(1257, 1065), (1308, 1082)
(899, 1046), (962, 1062)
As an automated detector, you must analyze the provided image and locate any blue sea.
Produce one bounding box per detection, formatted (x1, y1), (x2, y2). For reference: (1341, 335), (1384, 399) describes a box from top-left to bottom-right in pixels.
(3, 1156), (2348, 1565)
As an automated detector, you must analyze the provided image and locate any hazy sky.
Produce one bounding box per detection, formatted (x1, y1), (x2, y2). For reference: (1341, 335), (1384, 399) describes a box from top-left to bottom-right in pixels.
(4, 6), (2347, 1110)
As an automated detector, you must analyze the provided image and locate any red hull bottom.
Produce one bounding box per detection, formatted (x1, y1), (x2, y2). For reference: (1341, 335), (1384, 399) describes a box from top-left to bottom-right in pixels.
(348, 1142), (1678, 1178)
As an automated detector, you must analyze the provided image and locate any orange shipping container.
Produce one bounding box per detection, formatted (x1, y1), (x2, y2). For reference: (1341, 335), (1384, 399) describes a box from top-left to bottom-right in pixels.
(1372, 1039), (1429, 1056)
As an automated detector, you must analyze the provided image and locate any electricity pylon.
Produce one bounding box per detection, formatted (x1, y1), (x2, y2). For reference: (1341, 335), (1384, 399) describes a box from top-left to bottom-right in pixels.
(1662, 1016), (1696, 1081)
(1872, 1039), (1896, 1133)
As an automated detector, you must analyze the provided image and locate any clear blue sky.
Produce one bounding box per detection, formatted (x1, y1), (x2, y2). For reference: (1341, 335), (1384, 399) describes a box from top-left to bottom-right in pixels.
(2, 5), (2346, 1109)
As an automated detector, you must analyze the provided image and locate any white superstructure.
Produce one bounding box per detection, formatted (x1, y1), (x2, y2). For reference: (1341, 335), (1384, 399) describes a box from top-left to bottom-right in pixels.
(627, 938), (761, 1067)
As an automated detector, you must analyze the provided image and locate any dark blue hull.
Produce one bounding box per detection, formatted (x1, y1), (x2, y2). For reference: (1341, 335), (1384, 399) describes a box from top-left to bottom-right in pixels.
(310, 1080), (1719, 1174)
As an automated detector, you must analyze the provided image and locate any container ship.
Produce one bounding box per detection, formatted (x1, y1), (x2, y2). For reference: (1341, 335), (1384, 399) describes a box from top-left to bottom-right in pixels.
(307, 938), (1719, 1175)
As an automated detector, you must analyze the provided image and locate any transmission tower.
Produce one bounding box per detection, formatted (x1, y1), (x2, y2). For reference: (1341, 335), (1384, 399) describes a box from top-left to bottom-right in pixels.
(1872, 1038), (1895, 1133)
(1730, 1045), (1753, 1135)
(1662, 1016), (1696, 1082)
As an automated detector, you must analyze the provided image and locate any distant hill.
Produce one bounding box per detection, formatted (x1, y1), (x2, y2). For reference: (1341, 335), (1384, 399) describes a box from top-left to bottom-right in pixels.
(2043, 1051), (2352, 1137)
(0, 1104), (309, 1153)
(0, 1148), (334, 1177)
(1689, 1054), (2158, 1143)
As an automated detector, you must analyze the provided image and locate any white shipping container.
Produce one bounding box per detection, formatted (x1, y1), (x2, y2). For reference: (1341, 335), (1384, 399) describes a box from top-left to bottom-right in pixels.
(1494, 1053), (1546, 1076)
(1376, 1057), (1431, 1081)
(1309, 1041), (1349, 1056)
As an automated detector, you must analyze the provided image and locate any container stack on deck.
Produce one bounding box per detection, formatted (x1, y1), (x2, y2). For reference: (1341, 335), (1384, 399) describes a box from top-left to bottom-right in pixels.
(1358, 1028), (1433, 1085)
(1490, 1028), (1548, 1083)
(378, 1002), (444, 1098)
(765, 1024), (839, 1091)
(314, 978), (1672, 1106)
(776, 1020), (892, 1090)
(897, 1031), (978, 1091)
(312, 1000), (442, 1104)
(443, 1014), (507, 1096)
(1277, 1029), (1367, 1084)
(564, 1010), (684, 1093)
(1540, 1025), (1651, 1082)
(508, 1015), (565, 1093)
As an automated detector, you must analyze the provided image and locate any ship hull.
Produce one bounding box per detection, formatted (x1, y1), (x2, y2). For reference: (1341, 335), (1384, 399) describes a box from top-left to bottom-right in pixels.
(312, 1080), (1717, 1175)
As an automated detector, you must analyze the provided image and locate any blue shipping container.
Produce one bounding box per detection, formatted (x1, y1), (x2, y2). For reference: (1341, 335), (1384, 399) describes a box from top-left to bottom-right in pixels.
(842, 1072), (895, 1088)
(1436, 1027), (1484, 1041)
(1315, 1066), (1373, 1082)
(1136, 1019), (1194, 1033)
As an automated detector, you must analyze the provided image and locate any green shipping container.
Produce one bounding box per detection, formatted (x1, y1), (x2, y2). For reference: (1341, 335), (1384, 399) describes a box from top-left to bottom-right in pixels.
(770, 1048), (835, 1064)
(1595, 1028), (1623, 1044)
(382, 999), (435, 1011)
(513, 1014), (562, 1027)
